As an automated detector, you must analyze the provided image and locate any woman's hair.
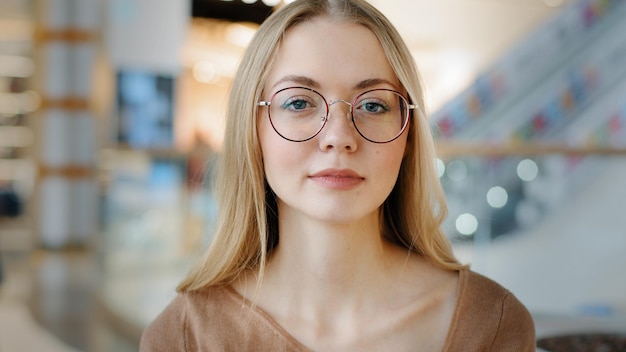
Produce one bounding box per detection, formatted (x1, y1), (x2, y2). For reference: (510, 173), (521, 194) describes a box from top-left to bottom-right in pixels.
(178, 0), (463, 292)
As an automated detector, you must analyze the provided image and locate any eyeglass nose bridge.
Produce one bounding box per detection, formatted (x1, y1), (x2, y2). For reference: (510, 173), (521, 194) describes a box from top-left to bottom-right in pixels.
(324, 99), (353, 122)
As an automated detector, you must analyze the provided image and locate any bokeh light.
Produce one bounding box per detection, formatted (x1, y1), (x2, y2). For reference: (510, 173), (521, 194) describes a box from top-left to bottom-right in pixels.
(456, 213), (478, 236)
(487, 186), (508, 208)
(517, 159), (539, 181)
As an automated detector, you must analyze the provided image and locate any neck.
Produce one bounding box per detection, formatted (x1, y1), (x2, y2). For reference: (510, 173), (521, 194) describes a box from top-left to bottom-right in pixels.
(264, 208), (405, 307)
(231, 205), (438, 347)
(250, 208), (419, 346)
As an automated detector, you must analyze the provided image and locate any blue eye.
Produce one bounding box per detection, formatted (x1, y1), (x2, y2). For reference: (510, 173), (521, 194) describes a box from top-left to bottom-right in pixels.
(284, 99), (307, 110)
(358, 100), (390, 114)
(280, 96), (316, 111)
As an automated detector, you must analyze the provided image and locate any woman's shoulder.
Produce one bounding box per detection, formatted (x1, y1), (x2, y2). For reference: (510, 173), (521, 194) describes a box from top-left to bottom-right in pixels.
(459, 269), (513, 300)
(443, 269), (536, 351)
(457, 269), (532, 318)
(139, 285), (236, 352)
(139, 285), (311, 352)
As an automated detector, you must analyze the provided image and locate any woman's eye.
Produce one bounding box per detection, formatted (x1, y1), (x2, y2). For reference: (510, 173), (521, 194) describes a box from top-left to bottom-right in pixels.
(289, 100), (307, 110)
(359, 100), (389, 113)
(281, 97), (313, 111)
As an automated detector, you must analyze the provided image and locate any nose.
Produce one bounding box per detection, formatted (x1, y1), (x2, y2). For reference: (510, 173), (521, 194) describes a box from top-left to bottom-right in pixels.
(317, 100), (358, 152)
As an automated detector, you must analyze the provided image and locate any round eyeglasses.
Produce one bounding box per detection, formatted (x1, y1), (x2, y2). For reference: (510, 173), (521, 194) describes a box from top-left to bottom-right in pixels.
(258, 87), (417, 143)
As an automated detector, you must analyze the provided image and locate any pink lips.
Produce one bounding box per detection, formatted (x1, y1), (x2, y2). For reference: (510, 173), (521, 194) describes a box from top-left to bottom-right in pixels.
(309, 168), (364, 189)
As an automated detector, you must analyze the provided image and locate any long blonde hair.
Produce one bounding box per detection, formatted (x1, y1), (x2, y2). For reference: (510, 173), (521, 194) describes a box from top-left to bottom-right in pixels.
(178, 0), (463, 292)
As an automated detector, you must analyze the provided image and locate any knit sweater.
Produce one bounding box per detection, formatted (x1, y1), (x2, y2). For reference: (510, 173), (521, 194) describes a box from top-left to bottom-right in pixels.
(140, 269), (535, 351)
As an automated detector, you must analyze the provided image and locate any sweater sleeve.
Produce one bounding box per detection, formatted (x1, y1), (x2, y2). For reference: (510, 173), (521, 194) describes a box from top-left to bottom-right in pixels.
(139, 295), (187, 352)
(489, 292), (536, 352)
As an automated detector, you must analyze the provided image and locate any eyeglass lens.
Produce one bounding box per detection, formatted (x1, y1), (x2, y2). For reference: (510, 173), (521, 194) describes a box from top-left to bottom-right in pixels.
(267, 87), (408, 143)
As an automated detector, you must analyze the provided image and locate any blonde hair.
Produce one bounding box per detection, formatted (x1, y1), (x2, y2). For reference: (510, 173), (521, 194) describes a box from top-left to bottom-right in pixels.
(178, 0), (463, 292)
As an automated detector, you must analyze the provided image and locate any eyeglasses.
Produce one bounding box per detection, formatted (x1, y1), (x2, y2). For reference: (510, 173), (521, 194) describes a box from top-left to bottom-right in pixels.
(258, 87), (417, 143)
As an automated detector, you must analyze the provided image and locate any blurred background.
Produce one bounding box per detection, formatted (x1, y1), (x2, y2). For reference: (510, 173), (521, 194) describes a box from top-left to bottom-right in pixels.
(0, 0), (625, 351)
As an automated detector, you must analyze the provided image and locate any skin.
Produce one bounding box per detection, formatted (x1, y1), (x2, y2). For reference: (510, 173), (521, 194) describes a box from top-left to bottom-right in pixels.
(233, 17), (459, 351)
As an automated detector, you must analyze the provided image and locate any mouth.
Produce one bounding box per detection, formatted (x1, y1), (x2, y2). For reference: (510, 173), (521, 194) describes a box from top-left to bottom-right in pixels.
(308, 169), (364, 189)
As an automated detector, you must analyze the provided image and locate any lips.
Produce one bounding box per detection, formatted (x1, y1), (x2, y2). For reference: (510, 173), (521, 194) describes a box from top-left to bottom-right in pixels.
(308, 168), (364, 189)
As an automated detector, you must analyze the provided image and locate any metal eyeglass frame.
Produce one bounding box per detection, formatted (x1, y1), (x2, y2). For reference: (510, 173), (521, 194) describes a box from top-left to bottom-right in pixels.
(258, 86), (419, 143)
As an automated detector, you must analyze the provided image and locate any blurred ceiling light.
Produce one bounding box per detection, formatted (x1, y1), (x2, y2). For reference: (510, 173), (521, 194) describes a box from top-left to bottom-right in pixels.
(456, 213), (478, 236)
(226, 22), (257, 47)
(487, 186), (508, 208)
(0, 126), (34, 147)
(438, 49), (474, 90)
(262, 0), (281, 5)
(283, 0), (297, 3)
(241, 0), (258, 3)
(193, 60), (220, 84)
(517, 159), (539, 182)
(419, 48), (476, 111)
(0, 55), (35, 78)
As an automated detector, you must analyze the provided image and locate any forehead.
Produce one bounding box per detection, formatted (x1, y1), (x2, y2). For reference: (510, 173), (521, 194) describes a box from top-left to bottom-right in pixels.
(266, 17), (399, 91)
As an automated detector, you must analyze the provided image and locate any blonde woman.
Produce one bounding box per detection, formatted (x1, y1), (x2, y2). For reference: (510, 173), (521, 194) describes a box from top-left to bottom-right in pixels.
(140, 0), (535, 351)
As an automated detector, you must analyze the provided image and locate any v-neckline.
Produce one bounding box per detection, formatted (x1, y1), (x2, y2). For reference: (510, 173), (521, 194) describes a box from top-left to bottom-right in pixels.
(225, 269), (467, 351)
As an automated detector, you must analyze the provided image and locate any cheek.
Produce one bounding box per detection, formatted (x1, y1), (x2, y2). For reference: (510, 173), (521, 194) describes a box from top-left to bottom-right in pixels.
(379, 140), (407, 187)
(383, 137), (408, 168)
(259, 121), (299, 181)
(384, 153), (404, 183)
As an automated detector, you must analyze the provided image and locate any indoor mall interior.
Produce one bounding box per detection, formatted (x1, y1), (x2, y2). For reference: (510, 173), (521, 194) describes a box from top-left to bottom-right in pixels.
(1, 0), (625, 351)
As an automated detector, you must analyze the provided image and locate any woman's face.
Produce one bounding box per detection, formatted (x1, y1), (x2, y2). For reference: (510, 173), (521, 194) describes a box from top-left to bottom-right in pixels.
(258, 17), (408, 225)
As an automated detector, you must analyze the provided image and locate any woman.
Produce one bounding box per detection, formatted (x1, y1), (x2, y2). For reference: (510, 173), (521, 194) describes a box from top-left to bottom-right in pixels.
(140, 0), (535, 351)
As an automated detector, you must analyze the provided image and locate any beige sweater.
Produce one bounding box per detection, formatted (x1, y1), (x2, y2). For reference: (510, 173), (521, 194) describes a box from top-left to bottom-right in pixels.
(140, 269), (535, 351)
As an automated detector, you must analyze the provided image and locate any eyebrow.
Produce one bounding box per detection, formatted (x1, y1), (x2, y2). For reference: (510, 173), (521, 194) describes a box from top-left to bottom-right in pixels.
(271, 75), (398, 91)
(353, 78), (398, 90)
(272, 75), (320, 89)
